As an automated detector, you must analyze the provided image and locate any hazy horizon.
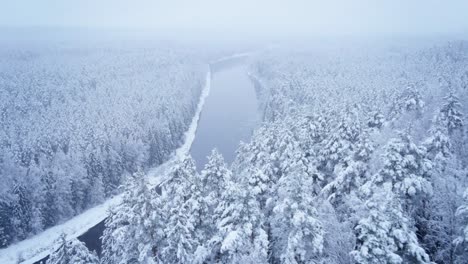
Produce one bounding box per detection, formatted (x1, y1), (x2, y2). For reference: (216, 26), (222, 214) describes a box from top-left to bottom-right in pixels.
(1, 0), (468, 38)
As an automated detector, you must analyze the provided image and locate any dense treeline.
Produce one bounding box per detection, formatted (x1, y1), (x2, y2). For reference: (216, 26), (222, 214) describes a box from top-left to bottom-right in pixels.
(0, 43), (207, 247)
(244, 41), (468, 263)
(93, 41), (468, 264)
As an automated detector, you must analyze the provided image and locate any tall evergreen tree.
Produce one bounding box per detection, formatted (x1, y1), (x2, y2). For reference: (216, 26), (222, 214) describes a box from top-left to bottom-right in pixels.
(423, 176), (460, 264)
(455, 188), (468, 261)
(351, 185), (431, 264)
(0, 200), (12, 248)
(389, 85), (425, 121)
(322, 130), (373, 208)
(212, 177), (269, 263)
(102, 171), (162, 264)
(416, 105), (466, 263)
(200, 149), (232, 238)
(159, 155), (206, 263)
(271, 152), (324, 263)
(423, 125), (451, 163)
(439, 92), (463, 135)
(371, 132), (433, 205)
(51, 151), (76, 223)
(201, 149), (231, 213)
(47, 235), (99, 264)
(319, 116), (361, 173)
(232, 126), (279, 210)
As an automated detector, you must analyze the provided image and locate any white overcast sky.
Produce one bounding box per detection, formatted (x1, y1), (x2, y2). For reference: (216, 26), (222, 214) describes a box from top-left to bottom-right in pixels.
(1, 0), (468, 36)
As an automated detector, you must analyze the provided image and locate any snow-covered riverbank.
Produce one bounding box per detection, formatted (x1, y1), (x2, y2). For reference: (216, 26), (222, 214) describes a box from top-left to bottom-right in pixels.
(0, 70), (213, 264)
(0, 51), (257, 264)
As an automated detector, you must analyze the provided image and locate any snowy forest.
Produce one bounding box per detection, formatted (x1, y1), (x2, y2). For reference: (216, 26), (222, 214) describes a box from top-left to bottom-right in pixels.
(23, 41), (464, 264)
(2, 1), (468, 264)
(82, 41), (468, 264)
(0, 42), (207, 247)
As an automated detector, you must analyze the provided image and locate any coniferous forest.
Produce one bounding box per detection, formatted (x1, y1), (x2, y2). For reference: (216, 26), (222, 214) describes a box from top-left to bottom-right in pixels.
(99, 42), (468, 264)
(2, 1), (468, 264)
(0, 42), (207, 247)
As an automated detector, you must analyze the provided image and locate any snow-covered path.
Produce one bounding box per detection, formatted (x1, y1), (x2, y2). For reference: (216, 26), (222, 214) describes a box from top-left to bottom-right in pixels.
(0, 70), (213, 264)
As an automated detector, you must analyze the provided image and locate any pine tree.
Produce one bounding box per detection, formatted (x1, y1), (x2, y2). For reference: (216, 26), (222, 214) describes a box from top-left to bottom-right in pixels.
(130, 172), (162, 263)
(421, 117), (463, 263)
(200, 149), (232, 238)
(271, 152), (324, 263)
(0, 152), (17, 247)
(439, 92), (463, 135)
(71, 171), (88, 214)
(51, 151), (75, 223)
(389, 85), (425, 121)
(455, 188), (468, 257)
(322, 131), (373, 207)
(319, 115), (361, 176)
(161, 200), (197, 263)
(101, 171), (162, 264)
(47, 235), (99, 264)
(212, 178), (269, 263)
(102, 143), (124, 196)
(351, 185), (431, 264)
(423, 125), (451, 163)
(41, 169), (59, 227)
(294, 113), (330, 155)
(275, 123), (325, 196)
(88, 172), (105, 206)
(0, 200), (12, 248)
(84, 148), (105, 206)
(101, 205), (134, 264)
(423, 175), (460, 264)
(372, 132), (433, 205)
(233, 126), (278, 209)
(371, 132), (434, 250)
(159, 155), (205, 263)
(0, 151), (31, 243)
(201, 149), (231, 213)
(316, 200), (355, 264)
(11, 178), (34, 240)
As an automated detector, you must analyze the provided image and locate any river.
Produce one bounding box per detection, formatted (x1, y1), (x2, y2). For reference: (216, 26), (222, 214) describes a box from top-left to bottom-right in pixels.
(190, 56), (260, 168)
(33, 55), (260, 263)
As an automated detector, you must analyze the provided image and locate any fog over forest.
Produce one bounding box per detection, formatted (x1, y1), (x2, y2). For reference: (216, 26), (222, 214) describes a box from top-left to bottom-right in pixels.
(1, 1), (468, 264)
(2, 0), (468, 36)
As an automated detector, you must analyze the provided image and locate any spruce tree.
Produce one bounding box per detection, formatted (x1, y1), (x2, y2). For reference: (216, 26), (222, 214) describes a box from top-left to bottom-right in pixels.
(319, 115), (361, 177)
(271, 152), (324, 263)
(351, 186), (431, 264)
(322, 131), (373, 207)
(102, 171), (162, 264)
(372, 132), (433, 205)
(455, 188), (468, 259)
(201, 149), (231, 213)
(47, 235), (99, 264)
(439, 92), (463, 135)
(212, 177), (268, 263)
(159, 155), (205, 263)
(200, 149), (232, 240)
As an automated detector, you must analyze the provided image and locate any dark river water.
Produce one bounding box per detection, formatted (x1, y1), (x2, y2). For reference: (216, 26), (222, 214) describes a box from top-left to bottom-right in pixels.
(190, 58), (260, 168)
(34, 56), (260, 263)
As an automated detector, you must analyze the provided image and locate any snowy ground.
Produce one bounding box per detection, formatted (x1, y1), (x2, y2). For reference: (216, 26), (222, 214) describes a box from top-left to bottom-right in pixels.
(0, 70), (213, 264)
